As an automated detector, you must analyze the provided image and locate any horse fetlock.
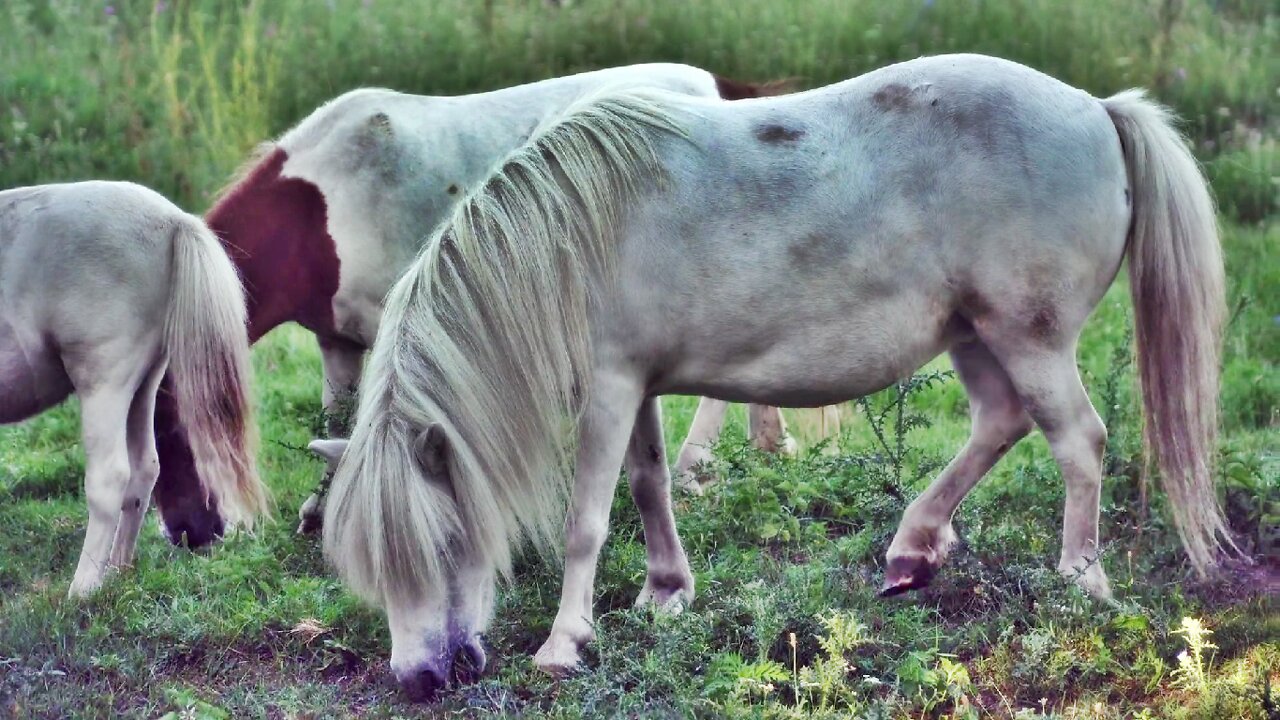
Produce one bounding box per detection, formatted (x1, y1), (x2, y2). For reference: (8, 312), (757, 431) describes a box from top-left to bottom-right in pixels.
(635, 567), (696, 611)
(881, 522), (958, 596)
(296, 492), (324, 535)
(533, 628), (591, 676)
(1058, 555), (1112, 599)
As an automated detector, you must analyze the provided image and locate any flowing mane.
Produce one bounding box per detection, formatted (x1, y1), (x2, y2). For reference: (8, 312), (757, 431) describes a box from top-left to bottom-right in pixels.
(322, 89), (686, 605)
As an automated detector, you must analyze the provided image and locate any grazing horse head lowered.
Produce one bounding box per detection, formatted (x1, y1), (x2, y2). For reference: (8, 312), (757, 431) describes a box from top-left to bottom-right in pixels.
(144, 63), (797, 549)
(321, 54), (1238, 701)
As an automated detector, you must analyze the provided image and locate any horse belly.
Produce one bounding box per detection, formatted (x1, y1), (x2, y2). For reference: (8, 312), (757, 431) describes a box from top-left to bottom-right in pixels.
(652, 287), (962, 406)
(0, 317), (71, 423)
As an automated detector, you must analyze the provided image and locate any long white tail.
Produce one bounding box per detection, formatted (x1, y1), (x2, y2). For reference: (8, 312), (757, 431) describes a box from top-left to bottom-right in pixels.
(164, 216), (269, 527)
(1103, 90), (1238, 575)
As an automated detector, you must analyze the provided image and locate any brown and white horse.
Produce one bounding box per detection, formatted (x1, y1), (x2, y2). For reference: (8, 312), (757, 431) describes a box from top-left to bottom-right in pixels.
(151, 64), (793, 544)
(321, 54), (1236, 698)
(0, 182), (266, 595)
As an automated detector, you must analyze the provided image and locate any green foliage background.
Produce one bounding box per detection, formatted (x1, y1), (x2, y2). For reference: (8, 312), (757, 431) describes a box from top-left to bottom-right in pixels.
(1, 1), (1276, 717)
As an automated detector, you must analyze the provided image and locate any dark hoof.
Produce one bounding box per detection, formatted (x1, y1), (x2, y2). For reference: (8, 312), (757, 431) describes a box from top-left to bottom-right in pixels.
(296, 514), (322, 535)
(296, 495), (323, 535)
(399, 665), (449, 703)
(879, 556), (936, 597)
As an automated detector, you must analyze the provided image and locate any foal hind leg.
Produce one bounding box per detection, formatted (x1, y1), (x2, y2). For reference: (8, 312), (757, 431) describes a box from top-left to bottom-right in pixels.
(628, 397), (695, 610)
(109, 358), (168, 568)
(882, 339), (1033, 594)
(69, 383), (140, 596)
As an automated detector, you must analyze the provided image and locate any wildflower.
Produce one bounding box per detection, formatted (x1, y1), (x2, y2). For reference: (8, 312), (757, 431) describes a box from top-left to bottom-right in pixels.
(105, 5), (115, 15)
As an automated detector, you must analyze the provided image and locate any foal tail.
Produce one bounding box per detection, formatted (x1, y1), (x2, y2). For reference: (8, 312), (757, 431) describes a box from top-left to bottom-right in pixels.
(1103, 90), (1238, 576)
(164, 216), (269, 528)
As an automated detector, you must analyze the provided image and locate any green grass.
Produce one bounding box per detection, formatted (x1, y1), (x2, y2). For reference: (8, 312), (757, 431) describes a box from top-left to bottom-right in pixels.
(1, 1), (1277, 718)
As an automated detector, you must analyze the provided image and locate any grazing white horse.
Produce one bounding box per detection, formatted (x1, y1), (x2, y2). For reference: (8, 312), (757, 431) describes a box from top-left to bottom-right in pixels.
(148, 63), (793, 541)
(322, 54), (1234, 699)
(0, 182), (267, 595)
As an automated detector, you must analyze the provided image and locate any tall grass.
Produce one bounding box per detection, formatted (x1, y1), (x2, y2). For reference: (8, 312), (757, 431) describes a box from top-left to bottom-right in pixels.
(2, 0), (1275, 218)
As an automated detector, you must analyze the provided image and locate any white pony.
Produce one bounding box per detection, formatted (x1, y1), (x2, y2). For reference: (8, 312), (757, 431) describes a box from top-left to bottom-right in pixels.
(322, 54), (1234, 698)
(0, 182), (267, 595)
(151, 64), (792, 541)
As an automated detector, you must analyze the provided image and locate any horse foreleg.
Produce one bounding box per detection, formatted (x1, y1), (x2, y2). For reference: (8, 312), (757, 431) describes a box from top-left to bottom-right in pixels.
(298, 336), (365, 534)
(672, 398), (729, 492)
(109, 357), (168, 568)
(882, 339), (1032, 595)
(534, 372), (642, 675)
(627, 397), (695, 610)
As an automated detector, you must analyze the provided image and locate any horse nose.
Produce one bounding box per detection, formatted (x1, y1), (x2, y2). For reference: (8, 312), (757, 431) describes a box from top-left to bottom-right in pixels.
(398, 664), (449, 702)
(161, 514), (225, 549)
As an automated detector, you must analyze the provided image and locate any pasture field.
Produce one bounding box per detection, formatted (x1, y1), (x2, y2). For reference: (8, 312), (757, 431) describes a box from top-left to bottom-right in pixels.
(1, 1), (1276, 717)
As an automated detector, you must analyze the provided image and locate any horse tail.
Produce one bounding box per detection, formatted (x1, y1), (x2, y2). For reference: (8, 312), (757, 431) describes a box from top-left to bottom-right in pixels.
(1103, 90), (1238, 575)
(163, 215), (269, 528)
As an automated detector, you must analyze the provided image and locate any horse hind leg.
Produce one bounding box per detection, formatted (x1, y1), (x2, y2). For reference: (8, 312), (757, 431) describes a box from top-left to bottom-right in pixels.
(748, 404), (798, 456)
(68, 383), (140, 596)
(109, 356), (168, 568)
(672, 397), (729, 493)
(976, 312), (1112, 598)
(628, 397), (695, 610)
(882, 338), (1033, 595)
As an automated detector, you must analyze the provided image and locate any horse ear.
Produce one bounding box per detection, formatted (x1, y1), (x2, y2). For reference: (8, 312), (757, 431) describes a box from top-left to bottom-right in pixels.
(307, 438), (348, 470)
(420, 423), (449, 477)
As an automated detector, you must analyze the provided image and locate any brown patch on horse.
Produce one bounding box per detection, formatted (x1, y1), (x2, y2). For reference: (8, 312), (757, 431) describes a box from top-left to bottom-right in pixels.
(714, 75), (797, 100)
(756, 124), (804, 144)
(205, 145), (340, 341)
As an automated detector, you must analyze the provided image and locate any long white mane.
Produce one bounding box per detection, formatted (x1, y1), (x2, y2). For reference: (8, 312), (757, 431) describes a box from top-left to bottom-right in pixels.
(322, 88), (685, 605)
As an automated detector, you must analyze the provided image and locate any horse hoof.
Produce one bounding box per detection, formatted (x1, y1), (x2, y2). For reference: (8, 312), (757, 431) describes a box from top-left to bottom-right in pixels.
(879, 555), (936, 597)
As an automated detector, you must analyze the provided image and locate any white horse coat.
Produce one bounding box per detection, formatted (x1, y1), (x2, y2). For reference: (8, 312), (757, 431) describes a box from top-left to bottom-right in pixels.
(322, 55), (1230, 698)
(166, 64), (789, 538)
(0, 182), (265, 595)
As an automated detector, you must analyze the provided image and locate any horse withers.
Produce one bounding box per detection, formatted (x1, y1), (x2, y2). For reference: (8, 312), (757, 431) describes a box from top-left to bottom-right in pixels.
(149, 63), (797, 544)
(320, 54), (1237, 700)
(0, 182), (268, 595)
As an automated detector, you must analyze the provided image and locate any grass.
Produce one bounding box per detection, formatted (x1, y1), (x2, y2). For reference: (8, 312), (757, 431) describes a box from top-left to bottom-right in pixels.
(1, 0), (1277, 717)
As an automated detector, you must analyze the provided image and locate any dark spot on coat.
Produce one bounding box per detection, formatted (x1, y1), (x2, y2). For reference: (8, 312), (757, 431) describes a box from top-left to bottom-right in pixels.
(1124, 188), (1130, 206)
(873, 83), (915, 112)
(788, 231), (847, 266)
(648, 444), (661, 464)
(1029, 301), (1059, 342)
(756, 124), (804, 144)
(447, 184), (459, 195)
(957, 287), (994, 320)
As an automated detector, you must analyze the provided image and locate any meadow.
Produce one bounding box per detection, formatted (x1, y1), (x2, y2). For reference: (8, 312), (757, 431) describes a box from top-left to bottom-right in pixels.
(1, 0), (1276, 717)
